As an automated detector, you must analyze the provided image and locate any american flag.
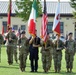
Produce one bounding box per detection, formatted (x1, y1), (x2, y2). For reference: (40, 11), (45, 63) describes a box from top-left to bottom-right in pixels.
(40, 0), (48, 43)
(16, 28), (21, 39)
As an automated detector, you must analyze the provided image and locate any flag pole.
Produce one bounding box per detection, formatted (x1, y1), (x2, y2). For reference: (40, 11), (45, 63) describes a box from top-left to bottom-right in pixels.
(7, 0), (11, 31)
(57, 0), (60, 50)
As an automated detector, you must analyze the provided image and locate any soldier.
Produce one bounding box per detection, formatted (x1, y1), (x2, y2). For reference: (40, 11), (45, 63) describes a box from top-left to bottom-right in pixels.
(41, 33), (53, 72)
(65, 32), (75, 73)
(18, 31), (29, 72)
(29, 30), (40, 72)
(12, 30), (18, 63)
(0, 34), (4, 62)
(53, 34), (64, 73)
(6, 27), (17, 65)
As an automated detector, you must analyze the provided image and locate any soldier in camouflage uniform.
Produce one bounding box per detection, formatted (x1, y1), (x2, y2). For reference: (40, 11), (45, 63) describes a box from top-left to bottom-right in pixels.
(0, 34), (4, 62)
(6, 27), (17, 65)
(12, 30), (18, 63)
(41, 33), (53, 72)
(65, 32), (75, 73)
(18, 31), (29, 72)
(53, 34), (64, 73)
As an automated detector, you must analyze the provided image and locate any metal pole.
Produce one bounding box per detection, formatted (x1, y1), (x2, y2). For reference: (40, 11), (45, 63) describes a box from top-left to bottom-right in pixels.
(0, 45), (1, 63)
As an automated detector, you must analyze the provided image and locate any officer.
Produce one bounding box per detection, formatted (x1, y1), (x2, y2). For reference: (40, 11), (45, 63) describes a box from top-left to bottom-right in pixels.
(6, 27), (17, 65)
(29, 30), (40, 72)
(53, 34), (64, 73)
(18, 31), (29, 72)
(41, 33), (53, 72)
(65, 32), (75, 73)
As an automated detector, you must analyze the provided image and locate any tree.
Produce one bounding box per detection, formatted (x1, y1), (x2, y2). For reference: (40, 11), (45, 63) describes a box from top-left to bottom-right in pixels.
(70, 0), (76, 18)
(15, 0), (42, 21)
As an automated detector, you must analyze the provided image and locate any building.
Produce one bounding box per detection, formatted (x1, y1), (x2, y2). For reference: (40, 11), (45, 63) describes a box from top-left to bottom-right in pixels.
(0, 1), (76, 38)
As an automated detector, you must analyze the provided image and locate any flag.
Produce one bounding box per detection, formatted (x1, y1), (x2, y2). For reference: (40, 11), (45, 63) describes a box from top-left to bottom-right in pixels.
(52, 0), (60, 35)
(2, 25), (4, 35)
(28, 0), (37, 37)
(40, 0), (48, 43)
(7, 0), (11, 31)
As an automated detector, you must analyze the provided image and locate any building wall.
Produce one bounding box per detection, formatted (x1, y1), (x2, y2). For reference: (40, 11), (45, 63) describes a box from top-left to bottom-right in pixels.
(0, 16), (76, 39)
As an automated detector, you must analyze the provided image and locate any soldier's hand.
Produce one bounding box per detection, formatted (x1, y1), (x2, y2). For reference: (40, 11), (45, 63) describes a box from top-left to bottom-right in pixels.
(33, 44), (37, 47)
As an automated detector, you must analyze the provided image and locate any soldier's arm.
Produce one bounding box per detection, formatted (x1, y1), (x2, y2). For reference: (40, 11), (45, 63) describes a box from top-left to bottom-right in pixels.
(61, 41), (65, 50)
(5, 33), (9, 39)
(29, 36), (34, 45)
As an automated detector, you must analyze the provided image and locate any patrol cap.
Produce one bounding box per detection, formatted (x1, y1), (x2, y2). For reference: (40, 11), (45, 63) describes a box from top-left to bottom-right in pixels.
(21, 31), (26, 34)
(68, 32), (73, 35)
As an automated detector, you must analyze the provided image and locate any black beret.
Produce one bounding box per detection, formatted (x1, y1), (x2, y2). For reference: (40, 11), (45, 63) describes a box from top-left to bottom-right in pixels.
(68, 32), (73, 35)
(21, 31), (25, 34)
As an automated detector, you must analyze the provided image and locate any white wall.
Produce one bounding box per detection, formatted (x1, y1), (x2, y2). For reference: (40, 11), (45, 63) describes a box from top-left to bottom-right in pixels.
(0, 16), (76, 39)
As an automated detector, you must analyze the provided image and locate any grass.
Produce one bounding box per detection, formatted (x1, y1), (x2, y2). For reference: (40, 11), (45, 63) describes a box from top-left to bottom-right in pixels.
(0, 46), (76, 75)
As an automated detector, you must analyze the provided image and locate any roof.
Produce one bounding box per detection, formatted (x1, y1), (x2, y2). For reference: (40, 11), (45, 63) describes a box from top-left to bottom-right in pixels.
(0, 1), (17, 14)
(0, 1), (74, 15)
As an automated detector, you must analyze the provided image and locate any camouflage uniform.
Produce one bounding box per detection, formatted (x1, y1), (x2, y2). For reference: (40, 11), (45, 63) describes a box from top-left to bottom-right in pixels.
(18, 36), (29, 72)
(0, 34), (4, 62)
(0, 34), (4, 46)
(41, 39), (53, 72)
(6, 32), (17, 65)
(53, 39), (64, 73)
(65, 39), (75, 72)
(13, 35), (18, 63)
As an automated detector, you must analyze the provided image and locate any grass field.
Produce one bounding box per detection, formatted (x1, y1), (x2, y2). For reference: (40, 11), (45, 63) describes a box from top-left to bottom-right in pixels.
(0, 46), (76, 75)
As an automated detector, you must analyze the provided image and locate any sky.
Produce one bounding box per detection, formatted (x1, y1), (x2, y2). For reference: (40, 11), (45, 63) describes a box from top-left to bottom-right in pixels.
(0, 0), (70, 1)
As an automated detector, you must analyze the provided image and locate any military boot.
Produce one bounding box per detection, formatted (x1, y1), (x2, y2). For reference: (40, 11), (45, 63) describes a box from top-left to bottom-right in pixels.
(69, 68), (72, 73)
(67, 68), (69, 73)
(55, 67), (57, 73)
(58, 68), (60, 73)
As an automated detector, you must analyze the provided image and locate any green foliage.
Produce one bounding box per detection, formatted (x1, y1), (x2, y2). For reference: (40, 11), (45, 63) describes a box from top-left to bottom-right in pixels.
(15, 0), (42, 21)
(70, 0), (76, 18)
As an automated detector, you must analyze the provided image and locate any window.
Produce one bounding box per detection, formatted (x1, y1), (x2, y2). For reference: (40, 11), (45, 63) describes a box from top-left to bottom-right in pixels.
(47, 22), (53, 33)
(47, 22), (64, 33)
(60, 22), (64, 33)
(3, 21), (7, 25)
(13, 25), (18, 30)
(21, 25), (26, 30)
(2, 21), (7, 33)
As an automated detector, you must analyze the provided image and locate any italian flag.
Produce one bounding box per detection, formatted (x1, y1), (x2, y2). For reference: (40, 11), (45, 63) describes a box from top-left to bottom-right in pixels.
(28, 0), (37, 36)
(52, 0), (60, 35)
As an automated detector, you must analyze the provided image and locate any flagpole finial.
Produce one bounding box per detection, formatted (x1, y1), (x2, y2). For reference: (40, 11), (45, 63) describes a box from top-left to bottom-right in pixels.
(58, 0), (60, 2)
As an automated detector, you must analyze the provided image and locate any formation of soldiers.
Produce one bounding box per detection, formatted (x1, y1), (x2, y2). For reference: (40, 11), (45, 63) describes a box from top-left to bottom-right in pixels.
(0, 27), (76, 73)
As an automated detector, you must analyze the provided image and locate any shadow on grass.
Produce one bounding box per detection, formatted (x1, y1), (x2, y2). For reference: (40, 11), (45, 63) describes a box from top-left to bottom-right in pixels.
(59, 71), (76, 75)
(0, 65), (19, 69)
(24, 71), (76, 75)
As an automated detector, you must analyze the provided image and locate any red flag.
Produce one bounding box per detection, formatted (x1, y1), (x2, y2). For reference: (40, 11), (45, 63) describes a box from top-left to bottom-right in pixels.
(40, 0), (48, 43)
(28, 0), (37, 37)
(52, 0), (60, 35)
(2, 25), (4, 35)
(7, 0), (11, 31)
